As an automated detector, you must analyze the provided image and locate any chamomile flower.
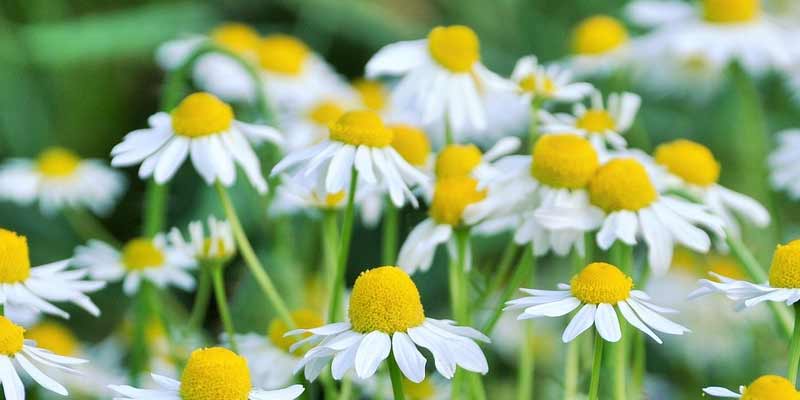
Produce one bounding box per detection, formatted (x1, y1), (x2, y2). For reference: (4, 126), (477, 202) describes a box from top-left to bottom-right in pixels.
(511, 55), (594, 103)
(109, 347), (305, 400)
(0, 316), (88, 400)
(168, 216), (235, 264)
(366, 25), (513, 143)
(703, 375), (800, 398)
(73, 235), (196, 295)
(505, 262), (690, 343)
(289, 266), (489, 382)
(111, 92), (283, 193)
(271, 110), (428, 207)
(0, 228), (104, 319)
(768, 129), (800, 199)
(0, 147), (125, 215)
(568, 15), (633, 76)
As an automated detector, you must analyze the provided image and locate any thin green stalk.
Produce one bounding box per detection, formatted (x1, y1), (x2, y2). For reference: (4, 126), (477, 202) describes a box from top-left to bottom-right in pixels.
(454, 228), (471, 325)
(562, 341), (579, 400)
(388, 353), (406, 400)
(143, 181), (168, 237)
(609, 243), (631, 400)
(518, 324), (535, 400)
(630, 330), (646, 399)
(475, 241), (519, 309)
(788, 304), (800, 384)
(337, 378), (353, 400)
(469, 373), (488, 400)
(187, 266), (213, 330)
(211, 266), (238, 352)
(588, 331), (604, 400)
(322, 210), (339, 299)
(130, 282), (153, 385)
(445, 118), (455, 145)
(483, 247), (535, 334)
(62, 207), (119, 246)
(528, 98), (543, 146)
(328, 168), (359, 322)
(382, 199), (399, 265)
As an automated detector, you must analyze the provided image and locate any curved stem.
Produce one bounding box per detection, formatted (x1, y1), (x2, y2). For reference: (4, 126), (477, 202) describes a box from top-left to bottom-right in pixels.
(211, 266), (238, 352)
(322, 210), (339, 301)
(387, 353), (406, 400)
(475, 241), (519, 309)
(187, 267), (213, 330)
(788, 304), (800, 384)
(482, 247), (534, 334)
(62, 207), (119, 246)
(588, 331), (604, 400)
(328, 168), (359, 323)
(381, 199), (399, 265)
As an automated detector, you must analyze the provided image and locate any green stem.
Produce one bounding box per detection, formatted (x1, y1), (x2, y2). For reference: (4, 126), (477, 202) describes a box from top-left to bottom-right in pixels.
(475, 242), (519, 309)
(211, 266), (238, 352)
(562, 341), (579, 400)
(381, 199), (399, 265)
(130, 282), (153, 385)
(215, 182), (295, 329)
(482, 247), (535, 334)
(187, 266), (213, 330)
(322, 210), (339, 300)
(788, 304), (800, 384)
(337, 378), (353, 400)
(328, 168), (359, 323)
(445, 117), (455, 145)
(453, 228), (471, 325)
(630, 330), (646, 398)
(528, 98), (543, 147)
(469, 373), (488, 400)
(143, 181), (168, 237)
(62, 207), (119, 246)
(387, 353), (406, 400)
(609, 243), (631, 400)
(588, 331), (604, 400)
(518, 324), (535, 400)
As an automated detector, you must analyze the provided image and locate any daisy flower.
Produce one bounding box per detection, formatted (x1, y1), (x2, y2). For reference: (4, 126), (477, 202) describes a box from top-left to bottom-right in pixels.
(568, 15), (633, 76)
(703, 375), (799, 398)
(271, 110), (428, 207)
(109, 347), (305, 400)
(111, 92), (283, 194)
(0, 147), (125, 215)
(289, 266), (489, 382)
(365, 25), (513, 143)
(768, 129), (800, 199)
(511, 55), (594, 104)
(0, 315), (89, 400)
(73, 235), (196, 295)
(168, 216), (235, 264)
(505, 262), (690, 343)
(0, 228), (104, 319)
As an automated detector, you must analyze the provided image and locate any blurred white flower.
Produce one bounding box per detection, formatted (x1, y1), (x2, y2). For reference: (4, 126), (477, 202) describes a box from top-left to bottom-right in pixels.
(768, 129), (800, 199)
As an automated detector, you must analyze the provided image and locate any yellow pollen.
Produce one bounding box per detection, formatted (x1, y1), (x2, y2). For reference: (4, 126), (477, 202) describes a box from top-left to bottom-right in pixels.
(180, 347), (252, 400)
(403, 378), (436, 400)
(121, 238), (165, 271)
(257, 34), (310, 76)
(349, 266), (425, 333)
(576, 110), (616, 133)
(0, 316), (24, 356)
(768, 240), (800, 289)
(427, 25), (480, 73)
(519, 74), (556, 96)
(308, 100), (346, 126)
(531, 135), (599, 189)
(353, 79), (388, 112)
(329, 111), (394, 147)
(704, 0), (760, 23)
(572, 15), (629, 56)
(570, 262), (633, 304)
(741, 375), (800, 400)
(390, 124), (431, 167)
(589, 158), (657, 212)
(36, 147), (81, 177)
(210, 23), (261, 55)
(429, 176), (487, 226)
(654, 139), (720, 187)
(268, 309), (324, 355)
(26, 322), (79, 356)
(0, 229), (31, 284)
(171, 93), (234, 138)
(435, 144), (483, 179)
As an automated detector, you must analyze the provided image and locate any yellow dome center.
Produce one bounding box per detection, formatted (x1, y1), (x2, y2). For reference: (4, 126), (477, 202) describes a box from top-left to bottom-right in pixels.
(121, 238), (165, 271)
(532, 135), (599, 189)
(570, 262), (633, 304)
(210, 23), (261, 55)
(741, 375), (800, 400)
(329, 110), (394, 147)
(0, 229), (31, 284)
(257, 34), (310, 76)
(704, 0), (760, 23)
(519, 74), (556, 97)
(180, 347), (252, 400)
(589, 158), (657, 212)
(403, 378), (436, 400)
(353, 79), (388, 112)
(427, 25), (480, 73)
(390, 124), (431, 167)
(769, 240), (800, 289)
(435, 144), (483, 179)
(0, 316), (24, 356)
(171, 93), (234, 138)
(268, 309), (324, 355)
(26, 322), (79, 356)
(576, 110), (616, 133)
(36, 147), (81, 177)
(572, 15), (628, 56)
(429, 176), (487, 226)
(349, 266), (425, 333)
(654, 139), (720, 187)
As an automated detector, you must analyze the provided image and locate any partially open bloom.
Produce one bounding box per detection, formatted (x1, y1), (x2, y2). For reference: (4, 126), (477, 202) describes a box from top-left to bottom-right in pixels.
(506, 262), (690, 343)
(109, 347), (305, 400)
(768, 129), (800, 199)
(569, 15), (632, 76)
(168, 216), (235, 264)
(703, 375), (800, 398)
(0, 147), (125, 215)
(511, 55), (594, 103)
(111, 92), (283, 193)
(289, 267), (489, 382)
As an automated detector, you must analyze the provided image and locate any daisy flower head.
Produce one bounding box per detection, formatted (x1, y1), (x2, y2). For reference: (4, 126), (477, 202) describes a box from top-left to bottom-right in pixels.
(505, 262), (690, 343)
(768, 129), (800, 199)
(271, 174), (350, 216)
(0, 147), (125, 215)
(74, 235), (196, 295)
(289, 266), (489, 382)
(511, 55), (594, 103)
(109, 347), (305, 400)
(703, 375), (800, 399)
(569, 15), (632, 76)
(168, 216), (235, 265)
(0, 228), (104, 319)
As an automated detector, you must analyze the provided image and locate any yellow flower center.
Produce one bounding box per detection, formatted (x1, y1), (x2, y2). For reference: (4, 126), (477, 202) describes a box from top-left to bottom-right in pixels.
(570, 262), (633, 304)
(769, 240), (800, 289)
(403, 378), (436, 400)
(26, 322), (79, 356)
(576, 110), (616, 133)
(531, 135), (599, 189)
(121, 238), (165, 271)
(0, 229), (31, 284)
(180, 347), (252, 400)
(268, 309), (324, 355)
(349, 266), (425, 333)
(390, 124), (431, 167)
(0, 316), (24, 356)
(741, 375), (800, 400)
(427, 25), (480, 73)
(257, 34), (310, 76)
(429, 176), (487, 226)
(435, 144), (483, 179)
(171, 93), (234, 138)
(654, 139), (720, 187)
(210, 23), (261, 55)
(519, 74), (556, 96)
(36, 147), (81, 177)
(308, 100), (346, 126)
(353, 79), (388, 112)
(324, 191), (346, 208)
(589, 158), (657, 212)
(704, 0), (760, 23)
(572, 15), (629, 56)
(329, 110), (394, 147)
